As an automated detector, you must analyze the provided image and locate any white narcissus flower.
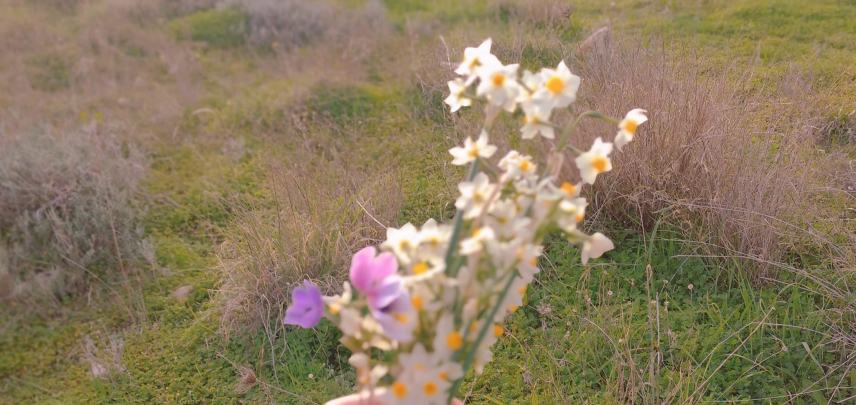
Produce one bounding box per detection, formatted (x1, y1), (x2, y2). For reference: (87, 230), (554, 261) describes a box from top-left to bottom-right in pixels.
(476, 62), (522, 112)
(433, 314), (464, 360)
(581, 232), (615, 264)
(416, 218), (451, 260)
(444, 78), (472, 112)
(382, 223), (420, 263)
(533, 60), (581, 109)
(455, 172), (497, 220)
(615, 108), (648, 150)
(520, 100), (555, 140)
(575, 137), (613, 185)
(498, 150), (537, 182)
(460, 226), (496, 255)
(455, 38), (500, 84)
(449, 130), (497, 166)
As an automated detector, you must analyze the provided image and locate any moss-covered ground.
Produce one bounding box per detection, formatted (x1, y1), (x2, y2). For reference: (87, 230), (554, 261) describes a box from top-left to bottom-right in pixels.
(1, 0), (854, 403)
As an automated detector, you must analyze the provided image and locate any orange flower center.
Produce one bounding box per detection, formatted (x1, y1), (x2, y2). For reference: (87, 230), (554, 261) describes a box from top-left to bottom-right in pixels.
(622, 120), (638, 134)
(392, 382), (407, 398)
(423, 382), (438, 396)
(560, 181), (576, 196)
(447, 331), (463, 350)
(492, 73), (506, 87)
(412, 262), (429, 275)
(592, 156), (608, 173)
(546, 76), (564, 94)
(411, 296), (424, 310)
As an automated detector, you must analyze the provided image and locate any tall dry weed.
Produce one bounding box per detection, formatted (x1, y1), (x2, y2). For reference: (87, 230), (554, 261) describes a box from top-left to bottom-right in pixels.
(0, 127), (149, 308)
(566, 41), (851, 279)
(217, 157), (401, 336)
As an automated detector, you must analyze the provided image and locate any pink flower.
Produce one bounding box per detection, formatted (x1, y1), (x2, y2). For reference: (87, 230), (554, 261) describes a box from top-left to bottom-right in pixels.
(349, 246), (402, 311)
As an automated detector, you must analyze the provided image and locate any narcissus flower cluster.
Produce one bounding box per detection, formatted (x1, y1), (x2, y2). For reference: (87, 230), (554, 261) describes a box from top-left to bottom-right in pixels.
(285, 38), (647, 404)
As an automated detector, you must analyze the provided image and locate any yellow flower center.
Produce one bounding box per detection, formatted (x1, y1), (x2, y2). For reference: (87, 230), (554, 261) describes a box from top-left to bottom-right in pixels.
(400, 240), (412, 251)
(591, 156), (608, 173)
(546, 75), (564, 94)
(622, 119), (638, 135)
(492, 73), (506, 87)
(518, 159), (532, 172)
(493, 324), (504, 337)
(394, 313), (409, 324)
(446, 331), (463, 350)
(392, 382), (407, 398)
(328, 303), (341, 315)
(560, 181), (576, 197)
(518, 285), (527, 296)
(529, 257), (537, 267)
(468, 145), (480, 158)
(423, 381), (438, 396)
(412, 261), (429, 275)
(411, 296), (424, 310)
(508, 304), (520, 313)
(439, 371), (449, 381)
(576, 212), (585, 222)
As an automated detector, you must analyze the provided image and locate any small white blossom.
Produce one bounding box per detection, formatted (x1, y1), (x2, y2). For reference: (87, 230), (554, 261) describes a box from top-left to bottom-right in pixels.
(449, 130), (497, 166)
(476, 62), (522, 112)
(455, 173), (497, 220)
(444, 78), (472, 112)
(575, 137), (613, 185)
(533, 61), (580, 109)
(581, 232), (614, 264)
(455, 38), (500, 84)
(615, 108), (648, 150)
(520, 100), (555, 140)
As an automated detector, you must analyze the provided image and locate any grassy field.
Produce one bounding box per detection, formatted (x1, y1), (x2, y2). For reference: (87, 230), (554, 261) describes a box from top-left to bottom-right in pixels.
(1, 0), (854, 403)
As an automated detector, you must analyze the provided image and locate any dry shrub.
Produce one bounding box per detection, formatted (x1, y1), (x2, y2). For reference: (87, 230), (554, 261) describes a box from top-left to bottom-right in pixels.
(221, 0), (389, 56)
(0, 127), (149, 307)
(217, 157), (402, 336)
(569, 40), (852, 279)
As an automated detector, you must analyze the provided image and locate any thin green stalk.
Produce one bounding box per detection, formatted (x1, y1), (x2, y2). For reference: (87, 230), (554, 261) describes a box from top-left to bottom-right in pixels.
(556, 111), (616, 153)
(444, 159), (480, 276)
(447, 269), (518, 403)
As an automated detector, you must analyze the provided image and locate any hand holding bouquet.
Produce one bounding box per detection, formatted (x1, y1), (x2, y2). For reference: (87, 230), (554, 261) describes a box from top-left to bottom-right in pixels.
(285, 39), (648, 404)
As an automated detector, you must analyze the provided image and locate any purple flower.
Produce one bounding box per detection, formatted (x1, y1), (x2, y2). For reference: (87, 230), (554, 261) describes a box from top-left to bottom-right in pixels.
(283, 280), (323, 328)
(349, 246), (403, 310)
(372, 290), (416, 342)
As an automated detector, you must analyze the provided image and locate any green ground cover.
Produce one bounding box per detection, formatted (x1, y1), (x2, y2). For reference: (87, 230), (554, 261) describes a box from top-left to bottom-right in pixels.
(2, 0), (853, 403)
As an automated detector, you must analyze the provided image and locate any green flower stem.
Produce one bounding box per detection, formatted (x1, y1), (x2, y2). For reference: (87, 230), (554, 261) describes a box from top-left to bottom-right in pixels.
(444, 159), (480, 276)
(447, 268), (519, 404)
(556, 111), (616, 153)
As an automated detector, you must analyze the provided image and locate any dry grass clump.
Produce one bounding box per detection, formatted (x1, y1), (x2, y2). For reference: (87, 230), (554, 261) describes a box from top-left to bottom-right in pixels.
(570, 40), (852, 278)
(219, 0), (389, 55)
(0, 127), (149, 307)
(217, 156), (401, 336)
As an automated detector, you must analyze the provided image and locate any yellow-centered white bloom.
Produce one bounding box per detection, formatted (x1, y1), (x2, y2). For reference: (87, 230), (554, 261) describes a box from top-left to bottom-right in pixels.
(498, 150), (537, 182)
(433, 314), (465, 360)
(476, 62), (522, 113)
(520, 100), (555, 140)
(416, 218), (451, 260)
(575, 137), (613, 185)
(455, 172), (497, 220)
(460, 226), (496, 255)
(382, 223), (420, 264)
(444, 78), (472, 113)
(455, 38), (499, 84)
(581, 232), (615, 264)
(615, 108), (648, 150)
(533, 60), (580, 109)
(449, 130), (497, 166)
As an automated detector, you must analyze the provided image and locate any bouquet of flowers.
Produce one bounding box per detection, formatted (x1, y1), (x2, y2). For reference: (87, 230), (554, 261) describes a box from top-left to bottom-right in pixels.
(284, 39), (647, 404)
